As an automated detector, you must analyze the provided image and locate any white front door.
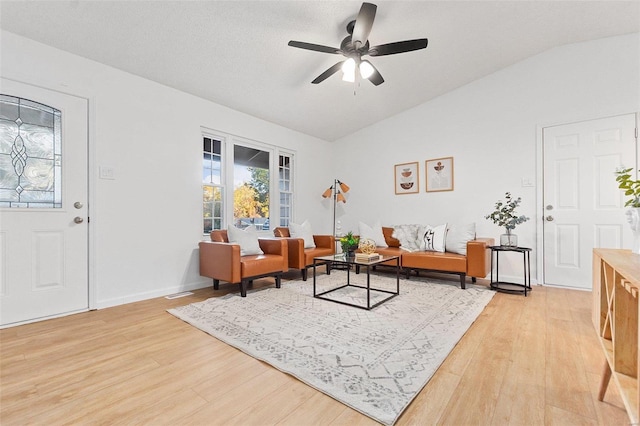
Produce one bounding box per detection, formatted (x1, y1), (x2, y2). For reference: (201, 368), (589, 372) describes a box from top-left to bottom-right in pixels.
(0, 79), (89, 326)
(543, 113), (638, 289)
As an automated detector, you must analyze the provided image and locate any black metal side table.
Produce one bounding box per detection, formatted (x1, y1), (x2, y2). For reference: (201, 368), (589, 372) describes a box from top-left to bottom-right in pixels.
(489, 246), (532, 296)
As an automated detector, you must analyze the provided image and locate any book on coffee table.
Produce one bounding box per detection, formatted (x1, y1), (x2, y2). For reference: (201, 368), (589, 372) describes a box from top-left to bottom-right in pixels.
(355, 253), (380, 262)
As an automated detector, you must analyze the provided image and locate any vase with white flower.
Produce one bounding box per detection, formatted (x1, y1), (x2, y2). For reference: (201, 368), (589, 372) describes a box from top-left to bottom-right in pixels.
(485, 192), (529, 247)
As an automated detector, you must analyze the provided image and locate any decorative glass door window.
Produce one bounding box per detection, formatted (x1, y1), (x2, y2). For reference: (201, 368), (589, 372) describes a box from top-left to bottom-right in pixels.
(0, 95), (62, 208)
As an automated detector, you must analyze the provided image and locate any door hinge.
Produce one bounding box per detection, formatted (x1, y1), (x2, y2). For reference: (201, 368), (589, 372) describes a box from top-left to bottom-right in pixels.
(636, 127), (638, 139)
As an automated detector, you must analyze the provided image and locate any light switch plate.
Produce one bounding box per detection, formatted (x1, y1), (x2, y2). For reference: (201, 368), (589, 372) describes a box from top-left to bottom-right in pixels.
(521, 177), (534, 187)
(99, 165), (116, 180)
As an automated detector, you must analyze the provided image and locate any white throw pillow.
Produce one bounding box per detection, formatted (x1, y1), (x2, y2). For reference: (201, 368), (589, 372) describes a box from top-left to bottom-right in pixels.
(392, 224), (423, 252)
(445, 223), (476, 255)
(289, 220), (316, 249)
(418, 223), (448, 252)
(227, 225), (264, 256)
(359, 221), (388, 248)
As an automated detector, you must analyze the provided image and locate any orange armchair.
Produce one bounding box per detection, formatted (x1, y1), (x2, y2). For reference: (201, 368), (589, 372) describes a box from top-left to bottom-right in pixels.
(273, 227), (334, 281)
(199, 230), (288, 297)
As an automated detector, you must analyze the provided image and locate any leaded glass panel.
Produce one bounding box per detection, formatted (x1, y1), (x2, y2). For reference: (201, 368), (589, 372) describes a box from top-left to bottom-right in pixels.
(0, 95), (61, 208)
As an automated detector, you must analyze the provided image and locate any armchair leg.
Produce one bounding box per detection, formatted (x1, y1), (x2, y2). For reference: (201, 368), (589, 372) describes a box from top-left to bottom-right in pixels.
(326, 263), (331, 275)
(276, 274), (282, 288)
(460, 274), (466, 289)
(213, 279), (220, 290)
(302, 268), (308, 281)
(472, 277), (477, 283)
(240, 280), (248, 297)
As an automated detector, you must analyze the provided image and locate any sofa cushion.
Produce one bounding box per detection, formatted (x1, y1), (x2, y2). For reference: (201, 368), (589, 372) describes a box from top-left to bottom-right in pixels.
(359, 221), (388, 248)
(227, 225), (264, 256)
(446, 223), (476, 255)
(418, 223), (447, 252)
(402, 251), (467, 273)
(391, 224), (423, 252)
(289, 220), (316, 248)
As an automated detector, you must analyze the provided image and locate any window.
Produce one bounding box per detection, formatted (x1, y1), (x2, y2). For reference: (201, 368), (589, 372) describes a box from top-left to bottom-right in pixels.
(233, 145), (270, 231)
(279, 154), (292, 227)
(0, 95), (62, 208)
(202, 131), (293, 235)
(203, 137), (223, 234)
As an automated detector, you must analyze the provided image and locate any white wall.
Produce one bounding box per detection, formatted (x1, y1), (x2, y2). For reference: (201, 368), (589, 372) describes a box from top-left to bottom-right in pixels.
(1, 31), (333, 308)
(3, 30), (639, 303)
(331, 33), (640, 282)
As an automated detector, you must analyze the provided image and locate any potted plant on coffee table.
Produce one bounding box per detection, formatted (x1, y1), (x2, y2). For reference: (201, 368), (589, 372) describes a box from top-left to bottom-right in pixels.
(340, 232), (359, 257)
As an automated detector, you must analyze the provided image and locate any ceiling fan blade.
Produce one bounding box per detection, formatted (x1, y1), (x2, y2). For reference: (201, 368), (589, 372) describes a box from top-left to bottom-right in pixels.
(351, 2), (377, 49)
(368, 39), (428, 56)
(363, 61), (384, 86)
(288, 40), (341, 54)
(311, 61), (345, 84)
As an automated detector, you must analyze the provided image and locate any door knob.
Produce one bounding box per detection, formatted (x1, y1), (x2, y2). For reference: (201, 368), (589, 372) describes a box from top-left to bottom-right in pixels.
(74, 202), (83, 209)
(74, 217), (84, 224)
(546, 205), (553, 210)
(545, 215), (554, 222)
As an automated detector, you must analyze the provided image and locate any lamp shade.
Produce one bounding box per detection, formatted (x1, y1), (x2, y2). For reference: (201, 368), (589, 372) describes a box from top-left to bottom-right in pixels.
(322, 187), (333, 198)
(339, 181), (350, 193)
(341, 58), (356, 82)
(359, 60), (374, 79)
(336, 193), (346, 203)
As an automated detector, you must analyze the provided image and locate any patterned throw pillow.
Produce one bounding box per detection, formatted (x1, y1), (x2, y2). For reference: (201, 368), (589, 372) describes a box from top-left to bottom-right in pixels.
(392, 224), (424, 252)
(418, 223), (448, 252)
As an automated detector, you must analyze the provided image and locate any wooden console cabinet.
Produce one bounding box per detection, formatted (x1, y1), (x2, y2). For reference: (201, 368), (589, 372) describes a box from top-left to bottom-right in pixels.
(593, 248), (640, 423)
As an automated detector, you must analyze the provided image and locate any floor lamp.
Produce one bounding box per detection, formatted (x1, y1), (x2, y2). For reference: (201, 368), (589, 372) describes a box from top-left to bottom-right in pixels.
(322, 179), (350, 239)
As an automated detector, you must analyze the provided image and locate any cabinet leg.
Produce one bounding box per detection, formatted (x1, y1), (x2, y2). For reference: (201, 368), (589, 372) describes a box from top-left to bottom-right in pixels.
(597, 360), (612, 401)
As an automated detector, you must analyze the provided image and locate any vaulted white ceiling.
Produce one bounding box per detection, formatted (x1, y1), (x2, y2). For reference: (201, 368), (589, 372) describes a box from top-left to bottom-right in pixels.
(2, 1), (639, 141)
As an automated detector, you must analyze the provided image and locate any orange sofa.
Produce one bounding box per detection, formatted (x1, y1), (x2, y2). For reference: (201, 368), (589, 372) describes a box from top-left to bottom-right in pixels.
(370, 227), (494, 289)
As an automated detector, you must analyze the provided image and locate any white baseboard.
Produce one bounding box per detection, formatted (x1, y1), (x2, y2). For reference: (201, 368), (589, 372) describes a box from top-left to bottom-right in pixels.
(95, 279), (212, 310)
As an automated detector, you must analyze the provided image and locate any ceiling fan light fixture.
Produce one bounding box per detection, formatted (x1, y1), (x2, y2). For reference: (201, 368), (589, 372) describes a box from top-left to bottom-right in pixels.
(359, 60), (374, 79)
(288, 2), (428, 86)
(341, 57), (356, 82)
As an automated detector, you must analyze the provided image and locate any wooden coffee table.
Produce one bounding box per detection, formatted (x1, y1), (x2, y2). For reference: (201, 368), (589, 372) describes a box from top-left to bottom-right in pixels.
(312, 254), (400, 310)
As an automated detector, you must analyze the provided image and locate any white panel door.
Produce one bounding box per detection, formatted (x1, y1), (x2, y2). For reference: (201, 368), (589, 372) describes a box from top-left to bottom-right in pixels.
(543, 114), (637, 289)
(0, 79), (88, 326)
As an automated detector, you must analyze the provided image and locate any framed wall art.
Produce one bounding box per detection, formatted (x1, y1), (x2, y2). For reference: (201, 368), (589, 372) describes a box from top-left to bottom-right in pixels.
(425, 157), (454, 192)
(394, 162), (419, 194)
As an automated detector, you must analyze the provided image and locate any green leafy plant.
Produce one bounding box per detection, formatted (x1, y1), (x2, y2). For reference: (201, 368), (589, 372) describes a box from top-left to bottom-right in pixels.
(485, 192), (529, 230)
(615, 168), (640, 207)
(340, 231), (359, 253)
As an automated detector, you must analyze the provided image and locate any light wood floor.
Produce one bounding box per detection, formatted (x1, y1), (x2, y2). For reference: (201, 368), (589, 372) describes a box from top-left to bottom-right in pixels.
(0, 273), (631, 425)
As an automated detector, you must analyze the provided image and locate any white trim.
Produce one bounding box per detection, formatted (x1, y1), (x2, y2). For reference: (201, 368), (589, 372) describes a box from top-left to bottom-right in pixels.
(200, 127), (297, 236)
(95, 279), (212, 310)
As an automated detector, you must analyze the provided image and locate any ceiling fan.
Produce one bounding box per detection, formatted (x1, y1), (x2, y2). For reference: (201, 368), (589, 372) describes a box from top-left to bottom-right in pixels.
(288, 2), (428, 86)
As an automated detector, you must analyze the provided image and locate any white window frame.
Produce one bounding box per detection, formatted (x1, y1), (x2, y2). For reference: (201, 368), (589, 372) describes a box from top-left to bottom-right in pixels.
(201, 127), (295, 237)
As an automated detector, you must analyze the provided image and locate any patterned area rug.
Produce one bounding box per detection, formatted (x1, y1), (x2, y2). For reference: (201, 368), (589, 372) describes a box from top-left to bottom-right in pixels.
(168, 271), (495, 425)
